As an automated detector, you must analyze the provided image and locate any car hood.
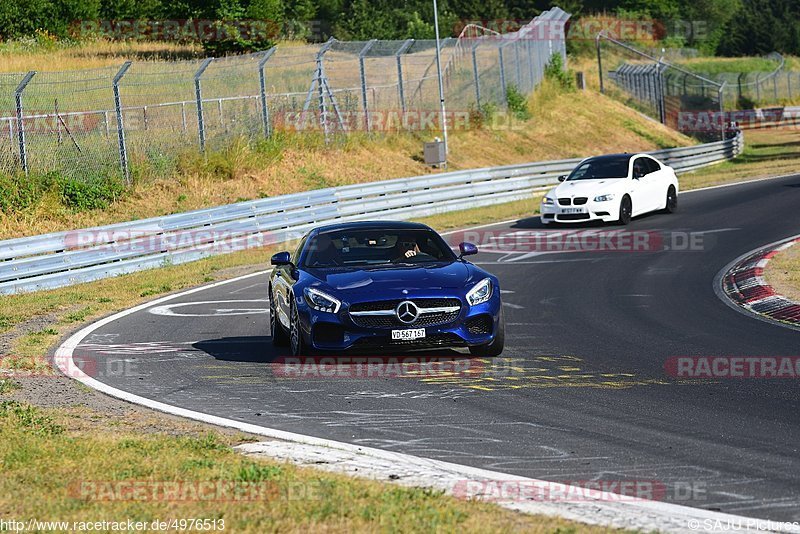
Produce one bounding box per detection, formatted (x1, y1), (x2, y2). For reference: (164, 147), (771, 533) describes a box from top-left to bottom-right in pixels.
(552, 179), (626, 199)
(304, 261), (483, 301)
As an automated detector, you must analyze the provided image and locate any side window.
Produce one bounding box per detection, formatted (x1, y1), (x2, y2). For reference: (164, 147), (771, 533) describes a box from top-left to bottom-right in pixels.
(632, 158), (647, 178)
(292, 236), (307, 264)
(645, 158), (661, 174)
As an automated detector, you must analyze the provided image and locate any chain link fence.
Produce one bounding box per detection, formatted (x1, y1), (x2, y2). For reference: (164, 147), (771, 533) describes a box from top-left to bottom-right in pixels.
(0, 7), (570, 182)
(597, 34), (726, 142)
(597, 36), (800, 140)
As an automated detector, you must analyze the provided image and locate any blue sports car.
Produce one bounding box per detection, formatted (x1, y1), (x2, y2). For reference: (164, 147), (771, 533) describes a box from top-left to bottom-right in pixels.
(268, 221), (504, 356)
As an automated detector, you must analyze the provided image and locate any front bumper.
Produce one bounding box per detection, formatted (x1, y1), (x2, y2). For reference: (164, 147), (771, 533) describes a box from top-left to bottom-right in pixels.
(540, 200), (618, 224)
(298, 292), (502, 352)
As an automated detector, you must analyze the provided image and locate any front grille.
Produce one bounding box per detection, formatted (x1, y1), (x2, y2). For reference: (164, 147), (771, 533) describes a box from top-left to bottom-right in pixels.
(465, 314), (493, 335)
(349, 298), (461, 329)
(558, 197), (572, 206)
(350, 298), (461, 312)
(557, 213), (591, 221)
(573, 197), (588, 205)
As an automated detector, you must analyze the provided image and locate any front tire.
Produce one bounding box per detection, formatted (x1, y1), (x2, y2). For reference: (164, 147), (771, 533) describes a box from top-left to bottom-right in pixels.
(269, 287), (288, 347)
(616, 195), (632, 225)
(664, 186), (678, 213)
(289, 300), (309, 356)
(469, 309), (505, 358)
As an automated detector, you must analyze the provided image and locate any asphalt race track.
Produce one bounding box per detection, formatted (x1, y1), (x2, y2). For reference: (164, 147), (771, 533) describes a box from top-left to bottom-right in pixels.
(73, 175), (800, 521)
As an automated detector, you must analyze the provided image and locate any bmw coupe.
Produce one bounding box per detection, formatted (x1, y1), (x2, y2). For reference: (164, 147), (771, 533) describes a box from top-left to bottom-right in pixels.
(268, 221), (504, 357)
(540, 153), (679, 225)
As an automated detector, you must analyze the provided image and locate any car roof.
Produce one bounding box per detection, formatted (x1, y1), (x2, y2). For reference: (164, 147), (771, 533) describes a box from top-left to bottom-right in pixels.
(311, 220), (433, 235)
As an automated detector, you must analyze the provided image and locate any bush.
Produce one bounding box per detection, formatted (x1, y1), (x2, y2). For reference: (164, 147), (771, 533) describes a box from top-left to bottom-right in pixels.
(505, 85), (532, 121)
(57, 174), (125, 211)
(0, 173), (51, 213)
(544, 53), (575, 91)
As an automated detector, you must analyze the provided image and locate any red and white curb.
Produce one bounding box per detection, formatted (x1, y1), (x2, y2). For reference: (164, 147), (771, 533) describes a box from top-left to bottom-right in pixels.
(719, 235), (800, 330)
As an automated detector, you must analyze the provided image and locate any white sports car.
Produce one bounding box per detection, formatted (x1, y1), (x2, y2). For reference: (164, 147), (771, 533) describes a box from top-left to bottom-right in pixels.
(540, 153), (679, 225)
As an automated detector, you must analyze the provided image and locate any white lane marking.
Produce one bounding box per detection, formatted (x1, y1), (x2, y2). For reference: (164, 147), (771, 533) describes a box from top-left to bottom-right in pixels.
(149, 300), (268, 317)
(502, 302), (525, 309)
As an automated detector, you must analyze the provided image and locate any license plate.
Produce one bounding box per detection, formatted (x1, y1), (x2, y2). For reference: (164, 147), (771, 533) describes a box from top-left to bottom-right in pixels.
(391, 329), (426, 341)
(561, 207), (585, 214)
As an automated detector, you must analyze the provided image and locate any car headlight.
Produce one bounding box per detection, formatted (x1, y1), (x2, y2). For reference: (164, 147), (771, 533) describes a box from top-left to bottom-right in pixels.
(304, 287), (341, 313)
(594, 193), (615, 202)
(542, 196), (555, 205)
(466, 278), (493, 306)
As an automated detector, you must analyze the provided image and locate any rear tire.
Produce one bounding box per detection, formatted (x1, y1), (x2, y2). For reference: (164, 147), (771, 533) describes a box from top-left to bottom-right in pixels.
(469, 309), (505, 358)
(664, 186), (678, 214)
(616, 195), (632, 225)
(269, 287), (288, 347)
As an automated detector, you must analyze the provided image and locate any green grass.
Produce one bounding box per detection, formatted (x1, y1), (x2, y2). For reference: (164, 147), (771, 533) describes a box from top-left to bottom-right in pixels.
(678, 57), (787, 75)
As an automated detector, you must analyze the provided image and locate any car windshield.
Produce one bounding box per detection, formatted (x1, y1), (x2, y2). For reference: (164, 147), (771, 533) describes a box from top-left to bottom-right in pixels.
(567, 156), (631, 181)
(303, 228), (457, 268)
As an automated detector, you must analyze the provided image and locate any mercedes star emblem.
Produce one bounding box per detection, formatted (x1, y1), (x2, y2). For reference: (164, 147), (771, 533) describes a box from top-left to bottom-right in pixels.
(395, 300), (419, 324)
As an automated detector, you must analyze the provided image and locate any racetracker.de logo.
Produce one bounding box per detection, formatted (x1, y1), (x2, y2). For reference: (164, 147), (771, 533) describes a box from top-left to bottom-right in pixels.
(453, 479), (671, 502)
(271, 356), (484, 379)
(665, 356), (800, 379)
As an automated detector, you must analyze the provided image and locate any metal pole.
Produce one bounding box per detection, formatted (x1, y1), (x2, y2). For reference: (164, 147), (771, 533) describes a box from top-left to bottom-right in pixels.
(55, 99), (62, 144)
(194, 58), (213, 152)
(718, 83), (725, 141)
(112, 62), (132, 182)
(498, 45), (508, 106)
(395, 39), (414, 114)
(14, 71), (35, 175)
(433, 0), (448, 160)
(596, 33), (604, 93)
(258, 47), (276, 138)
(471, 43), (481, 108)
(359, 40), (377, 132)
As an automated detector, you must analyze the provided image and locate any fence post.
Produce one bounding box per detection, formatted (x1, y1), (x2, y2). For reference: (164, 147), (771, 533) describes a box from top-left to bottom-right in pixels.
(755, 73), (761, 102)
(395, 39), (413, 113)
(471, 42), (481, 108)
(258, 47), (277, 138)
(788, 72), (792, 100)
(111, 61), (132, 182)
(773, 75), (778, 101)
(14, 71), (36, 176)
(194, 58), (213, 152)
(596, 33), (604, 93)
(498, 43), (508, 107)
(358, 40), (377, 132)
(718, 82), (726, 141)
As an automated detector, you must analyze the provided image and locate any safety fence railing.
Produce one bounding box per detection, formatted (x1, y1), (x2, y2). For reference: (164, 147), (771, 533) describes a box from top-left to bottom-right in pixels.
(0, 8), (570, 182)
(0, 132), (743, 295)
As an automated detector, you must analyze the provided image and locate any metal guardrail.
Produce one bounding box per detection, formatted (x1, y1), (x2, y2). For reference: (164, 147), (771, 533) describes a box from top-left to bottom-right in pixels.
(0, 132), (743, 295)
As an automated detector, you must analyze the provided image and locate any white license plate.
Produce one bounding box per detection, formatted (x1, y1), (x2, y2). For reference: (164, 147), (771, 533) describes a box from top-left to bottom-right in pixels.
(561, 207), (585, 214)
(391, 329), (426, 341)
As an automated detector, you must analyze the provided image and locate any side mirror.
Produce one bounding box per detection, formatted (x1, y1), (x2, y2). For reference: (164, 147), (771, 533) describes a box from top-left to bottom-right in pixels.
(270, 251), (292, 266)
(459, 242), (478, 258)
(558, 175), (567, 182)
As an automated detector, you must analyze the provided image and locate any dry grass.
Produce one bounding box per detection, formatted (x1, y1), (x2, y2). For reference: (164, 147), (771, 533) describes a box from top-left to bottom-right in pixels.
(765, 240), (800, 303)
(679, 128), (800, 190)
(0, 41), (204, 72)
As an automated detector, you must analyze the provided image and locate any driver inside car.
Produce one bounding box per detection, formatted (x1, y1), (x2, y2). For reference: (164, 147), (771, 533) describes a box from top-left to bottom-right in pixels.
(395, 239), (421, 260)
